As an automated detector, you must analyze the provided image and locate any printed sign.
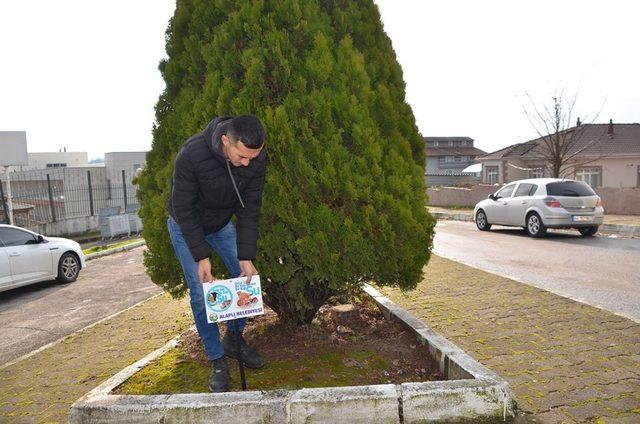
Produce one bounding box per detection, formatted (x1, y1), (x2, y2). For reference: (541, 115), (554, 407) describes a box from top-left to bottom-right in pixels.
(203, 275), (264, 323)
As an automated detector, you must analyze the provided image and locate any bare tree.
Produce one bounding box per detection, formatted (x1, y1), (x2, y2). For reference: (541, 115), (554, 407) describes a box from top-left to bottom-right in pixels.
(523, 89), (605, 178)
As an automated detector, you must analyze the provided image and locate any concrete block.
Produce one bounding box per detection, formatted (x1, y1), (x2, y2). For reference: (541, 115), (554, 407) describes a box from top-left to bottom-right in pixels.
(70, 391), (290, 424)
(71, 283), (518, 424)
(288, 385), (400, 424)
(402, 381), (515, 423)
(385, 302), (428, 330)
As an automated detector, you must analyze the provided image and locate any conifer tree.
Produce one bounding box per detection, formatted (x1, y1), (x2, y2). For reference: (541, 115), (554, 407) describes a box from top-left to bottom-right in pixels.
(137, 0), (435, 324)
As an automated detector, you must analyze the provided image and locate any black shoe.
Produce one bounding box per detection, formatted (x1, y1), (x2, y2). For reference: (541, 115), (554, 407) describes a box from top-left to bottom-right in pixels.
(222, 331), (265, 369)
(209, 357), (229, 393)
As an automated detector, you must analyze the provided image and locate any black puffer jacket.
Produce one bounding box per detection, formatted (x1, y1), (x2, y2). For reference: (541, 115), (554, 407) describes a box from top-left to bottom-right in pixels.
(168, 116), (266, 262)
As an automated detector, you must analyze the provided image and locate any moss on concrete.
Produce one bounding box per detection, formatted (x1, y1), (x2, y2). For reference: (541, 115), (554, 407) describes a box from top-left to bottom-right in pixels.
(83, 237), (143, 254)
(115, 345), (390, 394)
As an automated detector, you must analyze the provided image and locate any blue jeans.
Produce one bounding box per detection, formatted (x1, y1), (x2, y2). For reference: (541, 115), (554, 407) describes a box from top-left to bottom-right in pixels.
(167, 216), (245, 360)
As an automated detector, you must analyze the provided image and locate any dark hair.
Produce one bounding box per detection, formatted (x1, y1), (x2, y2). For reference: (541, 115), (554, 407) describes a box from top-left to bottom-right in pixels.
(227, 115), (265, 149)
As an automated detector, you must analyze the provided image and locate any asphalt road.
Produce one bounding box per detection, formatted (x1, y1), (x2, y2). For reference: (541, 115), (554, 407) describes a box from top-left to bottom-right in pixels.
(0, 247), (161, 366)
(433, 220), (640, 322)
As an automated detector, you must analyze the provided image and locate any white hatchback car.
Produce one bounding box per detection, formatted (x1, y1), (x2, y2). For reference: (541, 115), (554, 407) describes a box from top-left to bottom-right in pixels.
(0, 224), (86, 293)
(474, 178), (605, 237)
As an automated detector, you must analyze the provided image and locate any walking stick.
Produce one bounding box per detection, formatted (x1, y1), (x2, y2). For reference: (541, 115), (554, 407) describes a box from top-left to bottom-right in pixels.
(234, 319), (247, 390)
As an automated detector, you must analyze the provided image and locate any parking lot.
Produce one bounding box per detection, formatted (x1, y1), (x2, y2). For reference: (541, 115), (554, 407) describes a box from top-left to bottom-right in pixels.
(0, 246), (159, 365)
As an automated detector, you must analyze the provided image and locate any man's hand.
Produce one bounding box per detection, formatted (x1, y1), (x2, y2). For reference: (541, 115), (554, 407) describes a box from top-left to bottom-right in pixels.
(198, 258), (213, 284)
(239, 260), (258, 283)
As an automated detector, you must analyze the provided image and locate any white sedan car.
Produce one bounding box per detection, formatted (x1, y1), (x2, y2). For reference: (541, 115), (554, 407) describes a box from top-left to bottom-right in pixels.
(474, 178), (604, 237)
(0, 224), (86, 293)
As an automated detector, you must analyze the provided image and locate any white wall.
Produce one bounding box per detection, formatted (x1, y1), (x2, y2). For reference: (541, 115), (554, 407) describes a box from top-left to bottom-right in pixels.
(0, 131), (28, 166)
(23, 151), (89, 170)
(596, 157), (640, 188)
(105, 152), (147, 182)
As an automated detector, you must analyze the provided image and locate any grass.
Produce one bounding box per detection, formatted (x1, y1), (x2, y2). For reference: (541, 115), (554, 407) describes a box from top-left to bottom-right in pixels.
(82, 237), (144, 255)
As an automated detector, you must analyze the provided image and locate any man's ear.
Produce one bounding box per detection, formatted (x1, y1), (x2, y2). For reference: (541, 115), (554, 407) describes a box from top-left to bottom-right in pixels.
(221, 134), (229, 146)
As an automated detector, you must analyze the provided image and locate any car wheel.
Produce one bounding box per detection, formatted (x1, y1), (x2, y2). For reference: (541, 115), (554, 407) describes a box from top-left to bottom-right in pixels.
(526, 212), (547, 238)
(578, 226), (598, 237)
(57, 252), (80, 283)
(475, 209), (492, 231)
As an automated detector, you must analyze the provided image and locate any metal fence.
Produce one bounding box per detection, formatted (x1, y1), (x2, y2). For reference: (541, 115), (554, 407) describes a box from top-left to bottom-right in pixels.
(0, 167), (139, 227)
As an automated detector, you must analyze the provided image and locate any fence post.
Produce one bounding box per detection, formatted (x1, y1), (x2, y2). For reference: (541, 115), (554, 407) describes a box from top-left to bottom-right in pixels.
(46, 174), (57, 222)
(122, 170), (127, 212)
(0, 179), (8, 224)
(87, 170), (94, 216)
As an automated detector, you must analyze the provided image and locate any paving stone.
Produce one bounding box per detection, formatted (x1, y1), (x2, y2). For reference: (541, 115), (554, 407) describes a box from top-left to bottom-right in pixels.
(532, 409), (575, 424)
(598, 379), (640, 398)
(528, 391), (571, 412)
(597, 415), (640, 423)
(560, 402), (612, 422)
(603, 396), (640, 415)
(379, 255), (640, 424)
(0, 293), (191, 422)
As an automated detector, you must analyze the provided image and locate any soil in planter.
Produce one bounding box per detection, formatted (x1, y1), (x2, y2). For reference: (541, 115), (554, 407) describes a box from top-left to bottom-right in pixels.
(115, 298), (442, 394)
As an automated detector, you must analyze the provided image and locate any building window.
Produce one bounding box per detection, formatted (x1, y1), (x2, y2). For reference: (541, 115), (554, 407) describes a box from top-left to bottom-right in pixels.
(448, 141), (454, 147)
(46, 163), (67, 168)
(433, 141), (439, 147)
(454, 156), (463, 162)
(460, 141), (467, 147)
(486, 166), (499, 184)
(529, 167), (544, 179)
(575, 167), (601, 187)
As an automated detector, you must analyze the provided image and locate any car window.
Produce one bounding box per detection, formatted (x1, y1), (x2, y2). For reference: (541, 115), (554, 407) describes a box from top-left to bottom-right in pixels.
(528, 184), (539, 196)
(495, 184), (516, 199)
(514, 183), (534, 197)
(546, 181), (596, 197)
(0, 228), (38, 247)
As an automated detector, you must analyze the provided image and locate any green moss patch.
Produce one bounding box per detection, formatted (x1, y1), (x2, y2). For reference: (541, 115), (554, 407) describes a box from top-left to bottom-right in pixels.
(83, 237), (143, 255)
(115, 299), (441, 394)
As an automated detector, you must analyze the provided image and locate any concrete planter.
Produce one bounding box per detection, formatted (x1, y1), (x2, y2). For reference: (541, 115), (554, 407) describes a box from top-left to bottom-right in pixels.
(70, 285), (517, 423)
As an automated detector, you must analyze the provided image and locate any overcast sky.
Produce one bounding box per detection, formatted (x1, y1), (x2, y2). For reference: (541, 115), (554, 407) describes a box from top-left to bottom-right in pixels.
(0, 0), (638, 160)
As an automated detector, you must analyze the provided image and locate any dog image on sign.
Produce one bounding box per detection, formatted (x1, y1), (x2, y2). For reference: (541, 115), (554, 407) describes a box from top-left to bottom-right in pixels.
(203, 275), (264, 323)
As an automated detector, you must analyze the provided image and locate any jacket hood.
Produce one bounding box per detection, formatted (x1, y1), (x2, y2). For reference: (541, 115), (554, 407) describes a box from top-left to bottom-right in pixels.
(203, 116), (234, 164)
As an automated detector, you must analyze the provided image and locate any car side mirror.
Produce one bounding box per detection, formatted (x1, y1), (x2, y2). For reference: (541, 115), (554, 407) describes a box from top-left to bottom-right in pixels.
(488, 194), (496, 200)
(37, 235), (45, 243)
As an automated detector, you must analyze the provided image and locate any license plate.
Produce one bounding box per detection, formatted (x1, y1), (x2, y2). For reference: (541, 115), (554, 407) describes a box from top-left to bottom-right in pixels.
(572, 216), (592, 222)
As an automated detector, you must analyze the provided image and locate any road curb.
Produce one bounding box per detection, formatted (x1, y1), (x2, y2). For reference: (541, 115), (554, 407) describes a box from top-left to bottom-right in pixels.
(430, 211), (474, 223)
(85, 240), (146, 261)
(430, 210), (640, 237)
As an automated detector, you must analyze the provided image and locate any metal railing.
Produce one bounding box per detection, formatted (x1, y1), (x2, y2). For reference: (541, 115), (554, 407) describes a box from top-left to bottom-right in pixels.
(0, 168), (139, 226)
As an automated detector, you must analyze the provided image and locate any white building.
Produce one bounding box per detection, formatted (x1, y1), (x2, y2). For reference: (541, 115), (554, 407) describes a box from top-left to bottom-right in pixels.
(24, 151), (90, 170)
(478, 121), (640, 188)
(104, 152), (147, 183)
